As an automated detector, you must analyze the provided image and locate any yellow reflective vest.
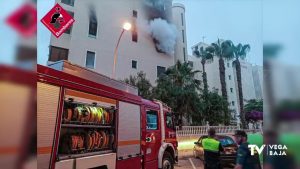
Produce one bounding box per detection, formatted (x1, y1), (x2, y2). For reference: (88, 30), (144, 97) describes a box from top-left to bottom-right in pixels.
(202, 137), (221, 152)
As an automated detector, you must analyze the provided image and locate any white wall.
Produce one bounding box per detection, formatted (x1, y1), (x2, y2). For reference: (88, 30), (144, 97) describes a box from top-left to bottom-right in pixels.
(172, 3), (187, 63)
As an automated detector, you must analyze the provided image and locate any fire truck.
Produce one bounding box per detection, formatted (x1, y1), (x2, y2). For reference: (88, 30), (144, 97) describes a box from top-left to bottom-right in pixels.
(37, 61), (178, 169)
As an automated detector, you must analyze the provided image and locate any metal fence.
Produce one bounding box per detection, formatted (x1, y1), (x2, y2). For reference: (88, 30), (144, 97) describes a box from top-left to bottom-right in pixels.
(175, 126), (262, 137)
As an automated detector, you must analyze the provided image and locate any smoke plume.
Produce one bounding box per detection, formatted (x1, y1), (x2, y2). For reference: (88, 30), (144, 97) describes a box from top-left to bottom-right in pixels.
(144, 0), (166, 12)
(149, 18), (177, 55)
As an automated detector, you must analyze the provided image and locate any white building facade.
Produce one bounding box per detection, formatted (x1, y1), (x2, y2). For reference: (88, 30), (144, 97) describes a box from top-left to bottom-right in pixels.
(48, 0), (187, 84)
(172, 3), (188, 63)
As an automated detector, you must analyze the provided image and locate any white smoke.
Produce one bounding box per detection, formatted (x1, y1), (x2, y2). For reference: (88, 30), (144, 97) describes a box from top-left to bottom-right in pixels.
(149, 18), (177, 55)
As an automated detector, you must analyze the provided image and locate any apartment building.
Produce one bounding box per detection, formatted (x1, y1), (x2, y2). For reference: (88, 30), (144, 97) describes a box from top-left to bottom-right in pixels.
(47, 0), (187, 84)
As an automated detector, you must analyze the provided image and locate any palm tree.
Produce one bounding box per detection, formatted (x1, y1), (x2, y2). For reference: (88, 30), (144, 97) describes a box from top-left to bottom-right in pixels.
(211, 39), (235, 100)
(193, 45), (214, 94)
(211, 39), (234, 125)
(153, 61), (201, 126)
(233, 43), (250, 128)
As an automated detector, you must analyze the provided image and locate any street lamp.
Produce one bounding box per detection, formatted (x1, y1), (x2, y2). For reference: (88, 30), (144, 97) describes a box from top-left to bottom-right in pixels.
(112, 22), (132, 78)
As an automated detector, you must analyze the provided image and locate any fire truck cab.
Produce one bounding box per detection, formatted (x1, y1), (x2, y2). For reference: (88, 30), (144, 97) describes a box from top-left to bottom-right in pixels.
(37, 61), (178, 169)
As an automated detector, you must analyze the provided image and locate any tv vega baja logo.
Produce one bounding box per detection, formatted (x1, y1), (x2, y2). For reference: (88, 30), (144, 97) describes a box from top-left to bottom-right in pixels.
(248, 144), (288, 156)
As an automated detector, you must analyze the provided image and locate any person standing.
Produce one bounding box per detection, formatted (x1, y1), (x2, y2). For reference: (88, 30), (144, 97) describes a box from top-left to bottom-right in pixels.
(202, 128), (223, 169)
(233, 130), (261, 169)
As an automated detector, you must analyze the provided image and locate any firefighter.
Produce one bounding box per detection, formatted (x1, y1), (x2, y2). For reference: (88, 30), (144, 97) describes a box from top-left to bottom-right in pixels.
(233, 130), (261, 169)
(202, 128), (224, 169)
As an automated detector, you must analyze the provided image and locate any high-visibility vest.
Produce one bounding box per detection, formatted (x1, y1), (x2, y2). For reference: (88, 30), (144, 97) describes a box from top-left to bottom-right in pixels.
(202, 137), (220, 152)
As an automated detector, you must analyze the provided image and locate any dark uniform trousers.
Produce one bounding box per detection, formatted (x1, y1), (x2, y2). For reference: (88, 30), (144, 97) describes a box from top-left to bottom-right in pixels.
(202, 138), (223, 169)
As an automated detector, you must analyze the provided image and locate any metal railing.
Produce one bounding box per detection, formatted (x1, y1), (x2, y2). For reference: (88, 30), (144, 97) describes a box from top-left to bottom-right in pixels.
(175, 126), (262, 137)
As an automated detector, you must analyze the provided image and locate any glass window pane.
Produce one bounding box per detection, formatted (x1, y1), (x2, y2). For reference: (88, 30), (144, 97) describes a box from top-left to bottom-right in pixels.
(89, 21), (97, 36)
(86, 51), (95, 69)
(132, 60), (137, 69)
(182, 30), (185, 43)
(146, 110), (158, 130)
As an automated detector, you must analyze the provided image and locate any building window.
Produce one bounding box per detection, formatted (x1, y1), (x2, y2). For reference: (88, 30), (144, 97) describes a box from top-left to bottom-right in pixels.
(89, 14), (97, 37)
(188, 61), (193, 68)
(157, 66), (166, 77)
(181, 13), (184, 26)
(183, 47), (186, 61)
(133, 10), (137, 18)
(132, 10), (138, 42)
(86, 51), (95, 69)
(16, 46), (36, 61)
(132, 30), (138, 42)
(61, 0), (74, 6)
(132, 60), (137, 69)
(146, 110), (158, 130)
(49, 46), (69, 62)
(230, 88), (233, 93)
(232, 101), (235, 106)
(182, 30), (185, 43)
(64, 11), (74, 34)
(229, 75), (231, 80)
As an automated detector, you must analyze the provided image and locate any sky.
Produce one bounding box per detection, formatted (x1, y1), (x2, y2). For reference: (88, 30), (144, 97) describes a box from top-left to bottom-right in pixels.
(0, 0), (23, 64)
(37, 0), (54, 65)
(174, 0), (263, 66)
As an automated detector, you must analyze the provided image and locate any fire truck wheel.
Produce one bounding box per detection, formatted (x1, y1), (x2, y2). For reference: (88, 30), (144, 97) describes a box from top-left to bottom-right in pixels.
(162, 151), (174, 169)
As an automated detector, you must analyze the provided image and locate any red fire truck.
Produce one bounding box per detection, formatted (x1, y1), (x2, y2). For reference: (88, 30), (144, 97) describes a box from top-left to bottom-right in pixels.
(37, 61), (178, 169)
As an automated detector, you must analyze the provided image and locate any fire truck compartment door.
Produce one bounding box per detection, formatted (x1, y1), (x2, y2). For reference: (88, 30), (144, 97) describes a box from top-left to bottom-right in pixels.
(117, 102), (141, 159)
(76, 153), (116, 169)
(37, 82), (61, 169)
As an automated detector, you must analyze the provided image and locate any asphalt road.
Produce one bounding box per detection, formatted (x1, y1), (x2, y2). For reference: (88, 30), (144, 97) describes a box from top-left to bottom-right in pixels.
(175, 157), (203, 169)
(175, 157), (233, 169)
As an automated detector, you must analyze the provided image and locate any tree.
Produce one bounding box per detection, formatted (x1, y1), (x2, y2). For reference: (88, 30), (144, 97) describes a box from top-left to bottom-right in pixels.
(124, 71), (153, 99)
(200, 89), (231, 125)
(153, 61), (201, 126)
(244, 99), (263, 113)
(211, 39), (235, 100)
(244, 99), (263, 128)
(193, 45), (214, 94)
(211, 39), (235, 123)
(233, 43), (250, 128)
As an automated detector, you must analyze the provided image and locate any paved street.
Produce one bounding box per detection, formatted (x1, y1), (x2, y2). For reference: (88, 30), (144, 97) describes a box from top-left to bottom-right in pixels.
(176, 156), (234, 169)
(175, 157), (203, 169)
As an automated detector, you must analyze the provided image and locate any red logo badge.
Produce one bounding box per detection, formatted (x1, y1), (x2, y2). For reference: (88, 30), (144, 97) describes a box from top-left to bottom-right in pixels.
(6, 3), (37, 37)
(41, 3), (75, 38)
